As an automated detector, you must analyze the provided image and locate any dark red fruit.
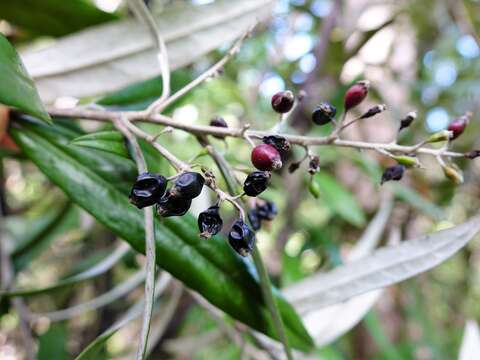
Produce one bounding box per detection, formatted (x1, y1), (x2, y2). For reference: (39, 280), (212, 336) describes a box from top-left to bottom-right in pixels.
(156, 190), (192, 217)
(209, 116), (228, 139)
(243, 171), (270, 197)
(344, 80), (369, 111)
(271, 90), (295, 113)
(448, 114), (470, 140)
(170, 172), (205, 199)
(197, 205), (223, 238)
(129, 172), (167, 209)
(228, 219), (255, 257)
(312, 102), (336, 125)
(381, 165), (405, 185)
(251, 144), (282, 171)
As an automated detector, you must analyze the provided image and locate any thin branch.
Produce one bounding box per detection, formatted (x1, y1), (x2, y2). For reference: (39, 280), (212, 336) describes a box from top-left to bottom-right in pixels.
(114, 116), (156, 360)
(127, 0), (170, 113)
(145, 25), (255, 115)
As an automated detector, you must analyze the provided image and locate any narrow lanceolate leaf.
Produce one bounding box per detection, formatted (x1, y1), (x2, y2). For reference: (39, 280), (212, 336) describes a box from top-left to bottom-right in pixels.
(10, 119), (313, 351)
(0, 35), (51, 123)
(285, 214), (480, 313)
(71, 131), (129, 158)
(20, 0), (274, 103)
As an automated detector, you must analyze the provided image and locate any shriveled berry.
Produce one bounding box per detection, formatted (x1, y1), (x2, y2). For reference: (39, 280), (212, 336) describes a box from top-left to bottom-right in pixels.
(129, 172), (167, 209)
(359, 104), (386, 119)
(288, 162), (301, 173)
(256, 201), (277, 221)
(262, 135), (291, 156)
(209, 116), (228, 139)
(171, 172), (205, 199)
(271, 90), (295, 113)
(248, 209), (261, 231)
(243, 171), (271, 197)
(156, 190), (192, 217)
(399, 111), (417, 132)
(447, 113), (471, 140)
(465, 150), (480, 159)
(312, 102), (336, 125)
(197, 205), (223, 238)
(344, 80), (369, 111)
(308, 156), (320, 175)
(228, 219), (255, 257)
(251, 144), (282, 171)
(381, 165), (405, 185)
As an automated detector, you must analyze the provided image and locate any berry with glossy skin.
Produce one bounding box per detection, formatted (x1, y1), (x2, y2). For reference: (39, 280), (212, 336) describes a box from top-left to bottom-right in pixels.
(447, 113), (471, 140)
(251, 144), (282, 171)
(312, 102), (336, 125)
(262, 135), (291, 156)
(243, 171), (270, 197)
(256, 200), (278, 221)
(228, 219), (255, 257)
(170, 172), (205, 199)
(197, 205), (223, 238)
(209, 116), (228, 139)
(129, 172), (167, 209)
(248, 209), (261, 231)
(380, 165), (405, 185)
(344, 80), (370, 111)
(271, 90), (295, 113)
(156, 190), (192, 217)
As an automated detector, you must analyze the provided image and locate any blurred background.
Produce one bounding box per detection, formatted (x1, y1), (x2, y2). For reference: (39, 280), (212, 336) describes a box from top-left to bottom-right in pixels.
(1, 0), (480, 359)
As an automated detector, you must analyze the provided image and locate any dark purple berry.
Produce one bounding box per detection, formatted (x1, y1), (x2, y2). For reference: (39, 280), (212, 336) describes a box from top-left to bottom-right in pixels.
(398, 111), (417, 132)
(312, 102), (336, 125)
(271, 90), (295, 113)
(308, 156), (320, 175)
(243, 171), (270, 197)
(381, 165), (405, 185)
(248, 209), (261, 231)
(129, 172), (167, 209)
(209, 116), (228, 139)
(156, 190), (192, 217)
(251, 144), (282, 171)
(170, 172), (205, 199)
(197, 205), (223, 238)
(228, 219), (255, 257)
(256, 201), (278, 221)
(344, 80), (369, 111)
(262, 135), (291, 156)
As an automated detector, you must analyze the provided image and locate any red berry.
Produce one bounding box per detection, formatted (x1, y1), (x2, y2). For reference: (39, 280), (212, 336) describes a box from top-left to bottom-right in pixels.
(344, 80), (369, 111)
(251, 144), (282, 171)
(271, 91), (294, 113)
(447, 113), (471, 140)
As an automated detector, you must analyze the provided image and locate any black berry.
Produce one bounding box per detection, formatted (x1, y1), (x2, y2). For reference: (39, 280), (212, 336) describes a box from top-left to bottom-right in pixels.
(209, 116), (228, 139)
(156, 190), (192, 217)
(312, 102), (336, 125)
(243, 171), (270, 197)
(228, 219), (255, 257)
(381, 165), (405, 185)
(256, 200), (278, 221)
(171, 172), (205, 199)
(197, 205), (223, 238)
(271, 91), (295, 113)
(248, 209), (261, 231)
(262, 135), (291, 156)
(129, 172), (167, 209)
(399, 111), (417, 132)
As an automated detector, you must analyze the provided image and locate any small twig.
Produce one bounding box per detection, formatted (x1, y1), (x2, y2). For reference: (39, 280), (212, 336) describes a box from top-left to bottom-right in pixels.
(114, 116), (156, 360)
(145, 25), (255, 115)
(127, 0), (170, 114)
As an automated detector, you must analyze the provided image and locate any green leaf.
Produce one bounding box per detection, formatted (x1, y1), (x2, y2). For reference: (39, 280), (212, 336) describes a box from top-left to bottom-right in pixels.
(313, 173), (366, 227)
(0, 34), (51, 123)
(10, 119), (314, 351)
(0, 0), (117, 37)
(37, 323), (69, 360)
(71, 131), (129, 158)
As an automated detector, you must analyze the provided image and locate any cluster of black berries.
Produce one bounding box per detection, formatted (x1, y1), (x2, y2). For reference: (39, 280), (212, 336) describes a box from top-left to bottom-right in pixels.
(129, 171), (204, 217)
(248, 200), (278, 231)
